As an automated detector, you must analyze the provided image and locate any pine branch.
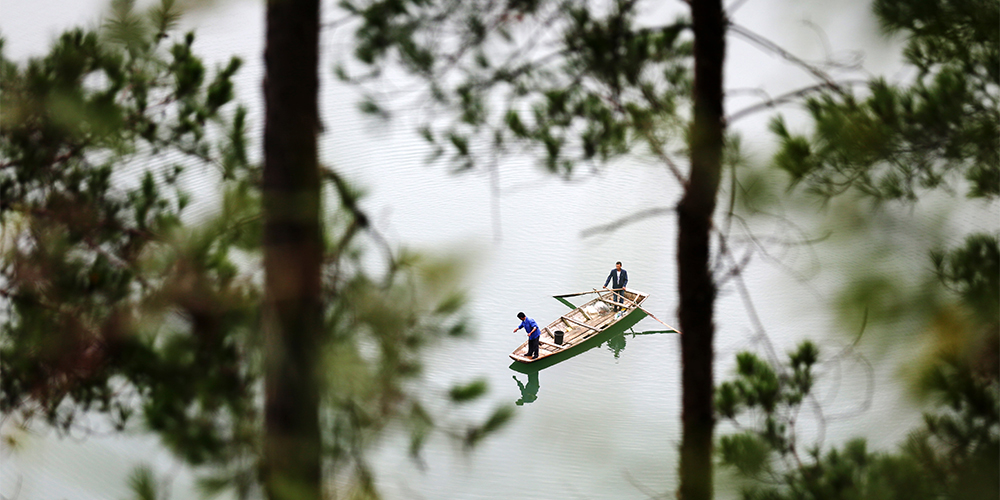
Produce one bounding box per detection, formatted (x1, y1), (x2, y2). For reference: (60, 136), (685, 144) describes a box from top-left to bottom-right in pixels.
(727, 80), (867, 123)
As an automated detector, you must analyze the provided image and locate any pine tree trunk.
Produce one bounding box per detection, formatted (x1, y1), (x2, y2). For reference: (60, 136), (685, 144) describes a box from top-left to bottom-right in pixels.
(262, 0), (323, 498)
(677, 0), (726, 498)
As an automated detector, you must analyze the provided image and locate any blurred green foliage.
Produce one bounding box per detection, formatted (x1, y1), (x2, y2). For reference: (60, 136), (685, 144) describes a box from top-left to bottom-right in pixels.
(127, 464), (164, 500)
(341, 0), (694, 176)
(717, 343), (998, 500)
(764, 0), (998, 381)
(721, 1), (999, 497)
(1, 0), (254, 448)
(1, 1), (507, 498)
(716, 342), (819, 472)
(771, 0), (998, 201)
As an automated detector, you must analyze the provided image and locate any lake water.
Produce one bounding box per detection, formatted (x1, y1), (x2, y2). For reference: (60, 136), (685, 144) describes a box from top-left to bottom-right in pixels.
(1, 0), (983, 498)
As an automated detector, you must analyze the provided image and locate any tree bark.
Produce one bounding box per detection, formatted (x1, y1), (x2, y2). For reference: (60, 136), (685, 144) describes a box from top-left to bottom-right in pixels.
(677, 0), (726, 499)
(262, 0), (323, 498)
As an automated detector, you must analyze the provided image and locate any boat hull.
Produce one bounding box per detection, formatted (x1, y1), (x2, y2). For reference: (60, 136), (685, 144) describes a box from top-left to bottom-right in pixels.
(509, 289), (649, 365)
(508, 308), (647, 372)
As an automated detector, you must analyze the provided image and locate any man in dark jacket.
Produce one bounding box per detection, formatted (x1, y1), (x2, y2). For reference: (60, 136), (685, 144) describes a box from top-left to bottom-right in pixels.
(603, 261), (628, 311)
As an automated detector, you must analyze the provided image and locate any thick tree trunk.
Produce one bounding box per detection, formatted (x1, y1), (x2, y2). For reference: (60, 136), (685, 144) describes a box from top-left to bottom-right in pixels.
(262, 0), (323, 498)
(677, 0), (726, 499)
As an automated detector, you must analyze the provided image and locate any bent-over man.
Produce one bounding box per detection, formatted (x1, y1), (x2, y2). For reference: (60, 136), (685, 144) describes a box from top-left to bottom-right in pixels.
(514, 312), (540, 359)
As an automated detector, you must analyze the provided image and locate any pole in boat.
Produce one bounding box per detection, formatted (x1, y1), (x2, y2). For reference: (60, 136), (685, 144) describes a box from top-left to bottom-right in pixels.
(596, 288), (680, 333)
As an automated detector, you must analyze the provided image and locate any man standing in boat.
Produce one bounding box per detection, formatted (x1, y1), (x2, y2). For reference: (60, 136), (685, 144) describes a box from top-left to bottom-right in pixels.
(603, 261), (628, 311)
(514, 312), (540, 359)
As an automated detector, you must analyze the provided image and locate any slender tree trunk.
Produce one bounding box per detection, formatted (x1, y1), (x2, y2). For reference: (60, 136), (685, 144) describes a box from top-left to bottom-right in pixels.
(677, 0), (726, 499)
(262, 0), (323, 498)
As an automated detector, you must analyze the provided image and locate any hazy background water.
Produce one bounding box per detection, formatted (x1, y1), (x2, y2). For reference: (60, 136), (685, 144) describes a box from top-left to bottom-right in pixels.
(1, 0), (980, 498)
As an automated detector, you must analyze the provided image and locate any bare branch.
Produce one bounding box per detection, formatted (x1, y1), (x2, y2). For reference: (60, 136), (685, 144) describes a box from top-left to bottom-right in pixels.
(322, 14), (355, 31)
(637, 126), (687, 184)
(580, 206), (673, 237)
(726, 80), (867, 124)
(321, 166), (398, 281)
(800, 20), (865, 72)
(726, 0), (754, 15)
(728, 23), (845, 90)
(716, 229), (781, 366)
(725, 87), (772, 99)
(623, 469), (671, 499)
(818, 310), (876, 420)
(0, 474), (22, 500)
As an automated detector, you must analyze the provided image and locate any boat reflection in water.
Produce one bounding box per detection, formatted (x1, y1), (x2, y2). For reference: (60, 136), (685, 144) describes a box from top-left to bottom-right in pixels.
(606, 327), (677, 359)
(509, 327), (677, 405)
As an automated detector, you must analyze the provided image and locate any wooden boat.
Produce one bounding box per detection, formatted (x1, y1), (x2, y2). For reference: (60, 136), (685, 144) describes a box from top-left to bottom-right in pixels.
(509, 288), (652, 363)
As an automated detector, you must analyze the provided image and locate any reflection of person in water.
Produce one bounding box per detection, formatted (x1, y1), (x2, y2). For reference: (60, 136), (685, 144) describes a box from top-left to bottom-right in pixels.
(513, 370), (540, 405)
(606, 332), (627, 360)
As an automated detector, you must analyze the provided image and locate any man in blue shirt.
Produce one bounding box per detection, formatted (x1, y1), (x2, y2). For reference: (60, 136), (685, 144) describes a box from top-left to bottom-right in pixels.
(514, 312), (540, 359)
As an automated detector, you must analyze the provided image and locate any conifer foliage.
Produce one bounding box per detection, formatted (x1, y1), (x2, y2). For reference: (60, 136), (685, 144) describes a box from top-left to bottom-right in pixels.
(771, 0), (998, 201)
(716, 0), (999, 498)
(1, 1), (504, 498)
(1, 0), (254, 456)
(717, 344), (998, 500)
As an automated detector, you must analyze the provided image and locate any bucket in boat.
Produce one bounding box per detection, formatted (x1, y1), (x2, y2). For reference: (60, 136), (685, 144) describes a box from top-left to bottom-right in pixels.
(554, 330), (564, 345)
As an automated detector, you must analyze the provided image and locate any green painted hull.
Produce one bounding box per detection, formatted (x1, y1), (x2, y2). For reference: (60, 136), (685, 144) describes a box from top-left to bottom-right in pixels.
(509, 307), (647, 373)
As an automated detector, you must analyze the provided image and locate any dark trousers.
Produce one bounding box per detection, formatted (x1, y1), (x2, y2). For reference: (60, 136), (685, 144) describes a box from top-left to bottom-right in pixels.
(527, 337), (539, 358)
(613, 290), (625, 310)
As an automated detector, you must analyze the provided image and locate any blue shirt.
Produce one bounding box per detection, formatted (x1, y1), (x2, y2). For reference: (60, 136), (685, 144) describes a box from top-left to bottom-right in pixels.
(518, 317), (540, 339)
